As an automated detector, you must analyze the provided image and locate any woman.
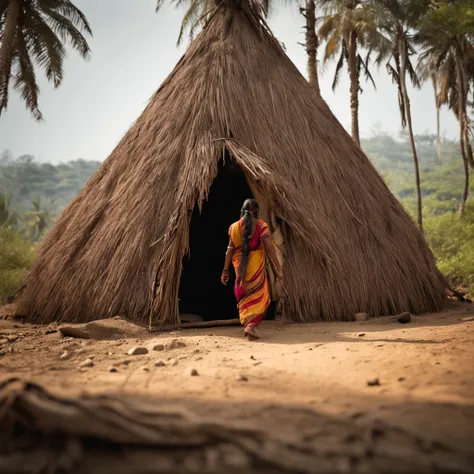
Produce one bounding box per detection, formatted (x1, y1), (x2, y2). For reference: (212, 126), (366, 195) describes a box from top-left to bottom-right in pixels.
(221, 199), (283, 340)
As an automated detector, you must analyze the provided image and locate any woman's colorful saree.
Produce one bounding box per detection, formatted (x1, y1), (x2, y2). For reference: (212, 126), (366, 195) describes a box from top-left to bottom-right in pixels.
(229, 219), (271, 328)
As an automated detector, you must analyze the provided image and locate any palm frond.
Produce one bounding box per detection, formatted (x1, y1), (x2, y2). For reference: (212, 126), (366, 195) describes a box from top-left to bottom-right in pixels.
(406, 55), (421, 88)
(386, 61), (406, 128)
(331, 43), (346, 91)
(37, 0), (92, 36)
(358, 53), (376, 90)
(13, 31), (42, 120)
(36, 7), (91, 58)
(318, 14), (339, 41)
(22, 8), (65, 87)
(323, 30), (340, 62)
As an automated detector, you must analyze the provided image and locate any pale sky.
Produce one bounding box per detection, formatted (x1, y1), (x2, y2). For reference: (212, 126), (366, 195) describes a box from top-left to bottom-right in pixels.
(0, 0), (458, 163)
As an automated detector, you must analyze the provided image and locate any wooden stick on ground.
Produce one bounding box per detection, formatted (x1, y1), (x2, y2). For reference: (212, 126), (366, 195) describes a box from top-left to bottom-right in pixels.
(149, 318), (241, 333)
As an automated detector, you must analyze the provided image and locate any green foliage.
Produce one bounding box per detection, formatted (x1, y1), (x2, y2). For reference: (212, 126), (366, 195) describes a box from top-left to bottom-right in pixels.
(363, 133), (474, 296)
(424, 205), (474, 296)
(0, 225), (36, 304)
(0, 152), (101, 220)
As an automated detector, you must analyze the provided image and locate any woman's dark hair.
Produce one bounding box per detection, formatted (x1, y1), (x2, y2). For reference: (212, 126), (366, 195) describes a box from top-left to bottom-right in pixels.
(238, 199), (259, 283)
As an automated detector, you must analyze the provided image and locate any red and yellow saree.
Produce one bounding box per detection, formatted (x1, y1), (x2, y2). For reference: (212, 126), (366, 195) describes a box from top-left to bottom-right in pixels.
(229, 219), (271, 327)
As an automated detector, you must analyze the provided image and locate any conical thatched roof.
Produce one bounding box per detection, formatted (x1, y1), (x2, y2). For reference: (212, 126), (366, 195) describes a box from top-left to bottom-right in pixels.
(14, 1), (446, 325)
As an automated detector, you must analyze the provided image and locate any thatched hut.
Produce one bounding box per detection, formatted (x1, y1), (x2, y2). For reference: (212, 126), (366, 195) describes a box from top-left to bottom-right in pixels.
(14, 0), (446, 326)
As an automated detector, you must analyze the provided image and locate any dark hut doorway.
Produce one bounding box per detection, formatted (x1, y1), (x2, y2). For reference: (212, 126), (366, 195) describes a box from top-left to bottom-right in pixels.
(178, 158), (253, 321)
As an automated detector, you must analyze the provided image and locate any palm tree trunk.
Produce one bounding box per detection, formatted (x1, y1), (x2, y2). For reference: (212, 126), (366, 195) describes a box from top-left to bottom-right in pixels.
(305, 0), (320, 95)
(431, 75), (441, 161)
(400, 47), (422, 229)
(456, 56), (469, 217)
(458, 123), (470, 217)
(0, 0), (21, 114)
(348, 31), (360, 146)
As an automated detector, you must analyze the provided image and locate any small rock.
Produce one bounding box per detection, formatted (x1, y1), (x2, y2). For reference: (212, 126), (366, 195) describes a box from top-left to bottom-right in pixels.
(398, 377), (406, 382)
(236, 375), (248, 382)
(153, 344), (165, 352)
(7, 335), (19, 343)
(79, 358), (94, 368)
(367, 378), (381, 387)
(109, 367), (118, 373)
(0, 351), (5, 357)
(358, 333), (366, 337)
(127, 346), (148, 356)
(154, 360), (166, 367)
(60, 351), (72, 360)
(250, 355), (256, 360)
(397, 312), (412, 324)
(207, 334), (214, 337)
(166, 339), (186, 351)
(141, 366), (150, 372)
(308, 348), (313, 351)
(169, 358), (178, 366)
(186, 368), (199, 376)
(462, 316), (474, 322)
(355, 312), (369, 322)
(44, 325), (58, 334)
(117, 359), (131, 366)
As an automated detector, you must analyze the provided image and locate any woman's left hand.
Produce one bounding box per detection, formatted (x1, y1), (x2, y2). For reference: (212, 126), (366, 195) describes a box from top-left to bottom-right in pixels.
(221, 273), (229, 286)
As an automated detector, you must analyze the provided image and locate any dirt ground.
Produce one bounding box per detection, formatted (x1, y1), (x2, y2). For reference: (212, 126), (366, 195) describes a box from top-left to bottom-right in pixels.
(1, 301), (474, 472)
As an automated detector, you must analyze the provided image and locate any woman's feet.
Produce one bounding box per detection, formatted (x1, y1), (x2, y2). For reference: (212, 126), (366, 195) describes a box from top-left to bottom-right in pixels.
(244, 323), (260, 340)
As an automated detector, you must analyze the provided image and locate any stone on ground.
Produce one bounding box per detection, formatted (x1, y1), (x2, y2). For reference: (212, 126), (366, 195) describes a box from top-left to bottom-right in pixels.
(128, 347), (148, 356)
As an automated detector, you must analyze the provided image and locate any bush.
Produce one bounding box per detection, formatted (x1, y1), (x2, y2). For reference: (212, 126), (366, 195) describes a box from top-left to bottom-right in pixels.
(0, 226), (36, 304)
(424, 205), (474, 297)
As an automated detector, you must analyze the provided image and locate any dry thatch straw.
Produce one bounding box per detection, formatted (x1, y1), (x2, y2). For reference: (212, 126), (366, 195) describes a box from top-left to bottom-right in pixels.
(14, 0), (446, 326)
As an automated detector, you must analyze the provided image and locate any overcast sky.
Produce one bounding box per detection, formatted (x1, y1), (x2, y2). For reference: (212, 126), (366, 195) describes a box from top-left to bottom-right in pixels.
(0, 0), (458, 164)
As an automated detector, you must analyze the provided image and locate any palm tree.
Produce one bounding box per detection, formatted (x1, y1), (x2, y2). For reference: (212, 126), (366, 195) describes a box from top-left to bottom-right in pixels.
(417, 0), (474, 216)
(377, 0), (430, 229)
(23, 198), (50, 241)
(0, 0), (92, 120)
(431, 73), (442, 160)
(318, 0), (391, 146)
(300, 0), (321, 94)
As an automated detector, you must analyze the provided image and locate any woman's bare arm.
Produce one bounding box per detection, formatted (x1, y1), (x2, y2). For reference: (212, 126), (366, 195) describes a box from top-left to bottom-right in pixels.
(221, 237), (234, 285)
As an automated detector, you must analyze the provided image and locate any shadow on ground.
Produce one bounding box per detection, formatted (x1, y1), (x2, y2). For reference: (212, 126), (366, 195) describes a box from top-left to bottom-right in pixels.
(0, 377), (473, 474)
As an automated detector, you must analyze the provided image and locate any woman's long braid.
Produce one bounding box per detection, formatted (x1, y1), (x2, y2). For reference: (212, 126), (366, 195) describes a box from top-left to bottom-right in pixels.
(237, 199), (259, 285)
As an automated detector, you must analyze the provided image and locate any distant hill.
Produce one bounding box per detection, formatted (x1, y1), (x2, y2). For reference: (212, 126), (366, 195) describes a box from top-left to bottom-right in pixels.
(0, 150), (101, 217)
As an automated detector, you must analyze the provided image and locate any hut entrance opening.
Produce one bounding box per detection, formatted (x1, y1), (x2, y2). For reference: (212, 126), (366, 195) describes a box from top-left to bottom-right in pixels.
(178, 158), (254, 322)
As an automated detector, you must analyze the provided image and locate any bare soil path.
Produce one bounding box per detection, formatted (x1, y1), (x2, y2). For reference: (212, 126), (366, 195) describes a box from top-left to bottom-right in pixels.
(1, 301), (473, 472)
